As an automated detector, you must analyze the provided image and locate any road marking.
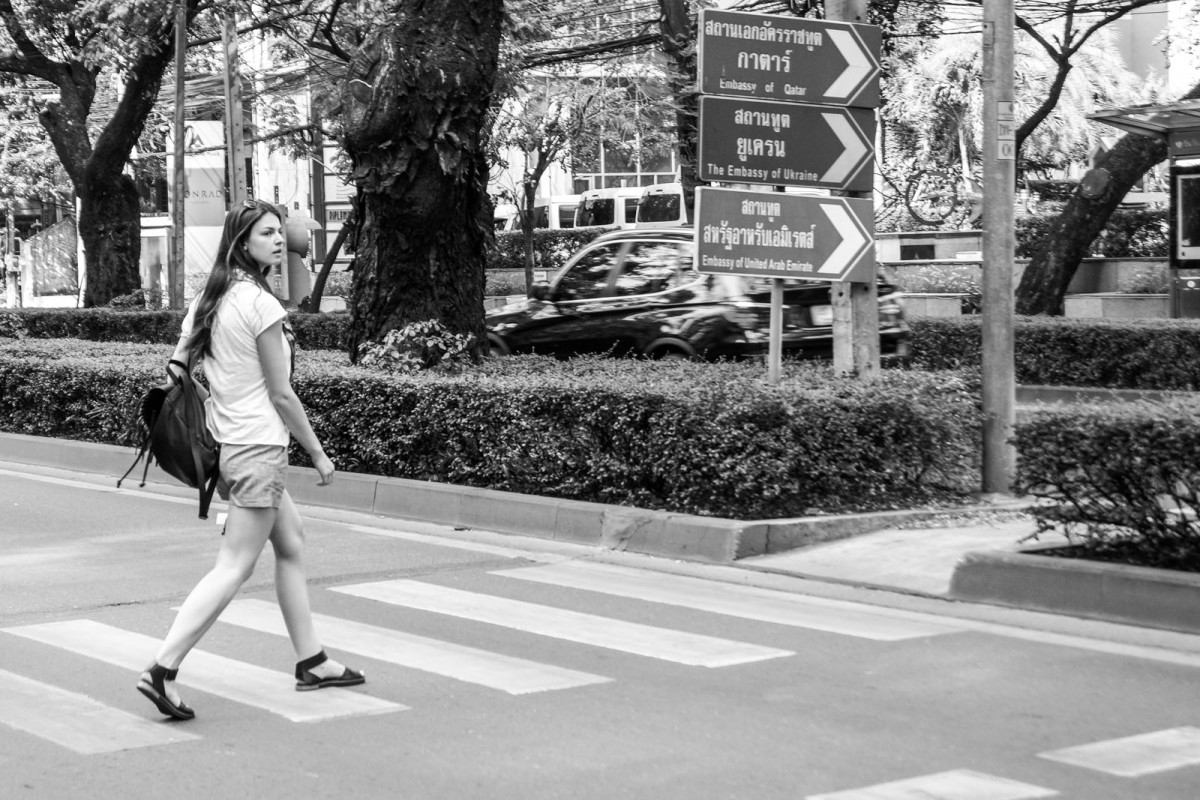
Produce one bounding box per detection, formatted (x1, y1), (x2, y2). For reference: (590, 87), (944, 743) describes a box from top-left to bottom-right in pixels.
(807, 769), (1058, 799)
(0, 669), (201, 754)
(494, 561), (960, 641)
(218, 599), (612, 695)
(331, 580), (794, 667)
(1039, 726), (1200, 777)
(1, 620), (404, 723)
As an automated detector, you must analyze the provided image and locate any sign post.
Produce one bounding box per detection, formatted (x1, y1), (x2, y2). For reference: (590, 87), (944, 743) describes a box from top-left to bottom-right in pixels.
(981, 0), (1016, 494)
(695, 5), (881, 382)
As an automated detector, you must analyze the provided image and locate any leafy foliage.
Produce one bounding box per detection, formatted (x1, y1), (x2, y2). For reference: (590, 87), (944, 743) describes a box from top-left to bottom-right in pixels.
(0, 338), (983, 518)
(1015, 401), (1200, 571)
(908, 316), (1200, 390)
(358, 319), (476, 374)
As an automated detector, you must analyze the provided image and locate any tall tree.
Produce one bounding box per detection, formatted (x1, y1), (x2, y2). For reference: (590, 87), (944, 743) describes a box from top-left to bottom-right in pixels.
(0, 0), (202, 306)
(312, 0), (504, 360)
(490, 75), (612, 288)
(1016, 79), (1200, 315)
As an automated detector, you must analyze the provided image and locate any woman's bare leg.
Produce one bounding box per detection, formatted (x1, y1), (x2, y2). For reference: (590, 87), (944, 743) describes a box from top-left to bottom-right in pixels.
(149, 505), (276, 702)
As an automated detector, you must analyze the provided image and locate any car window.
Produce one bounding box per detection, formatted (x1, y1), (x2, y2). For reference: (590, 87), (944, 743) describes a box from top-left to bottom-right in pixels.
(637, 194), (680, 223)
(613, 240), (695, 296)
(577, 198), (615, 226)
(558, 204), (577, 228)
(623, 199), (638, 224)
(554, 244), (621, 300)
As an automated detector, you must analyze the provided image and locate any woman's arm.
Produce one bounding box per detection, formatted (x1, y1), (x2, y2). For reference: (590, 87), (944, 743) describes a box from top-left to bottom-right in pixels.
(258, 320), (335, 485)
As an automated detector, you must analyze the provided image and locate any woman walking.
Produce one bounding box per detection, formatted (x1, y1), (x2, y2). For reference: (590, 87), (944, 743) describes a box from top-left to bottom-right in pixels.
(138, 199), (363, 720)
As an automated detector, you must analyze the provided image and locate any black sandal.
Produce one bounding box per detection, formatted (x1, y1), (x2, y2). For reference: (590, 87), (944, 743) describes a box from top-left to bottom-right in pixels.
(295, 650), (365, 692)
(137, 663), (195, 720)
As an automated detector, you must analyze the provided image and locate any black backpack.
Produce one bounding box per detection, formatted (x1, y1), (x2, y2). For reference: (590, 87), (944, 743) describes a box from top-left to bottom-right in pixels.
(119, 357), (221, 519)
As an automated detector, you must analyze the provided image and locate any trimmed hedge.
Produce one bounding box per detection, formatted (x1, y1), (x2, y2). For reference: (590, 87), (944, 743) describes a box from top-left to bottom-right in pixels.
(1016, 207), (1169, 259)
(0, 338), (982, 519)
(1015, 401), (1200, 571)
(0, 307), (351, 352)
(909, 316), (1200, 390)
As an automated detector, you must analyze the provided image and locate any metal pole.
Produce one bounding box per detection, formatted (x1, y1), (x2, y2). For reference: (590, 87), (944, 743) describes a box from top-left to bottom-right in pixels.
(981, 0), (1016, 493)
(222, 14), (247, 206)
(169, 0), (186, 309)
(826, 0), (878, 380)
(768, 280), (783, 384)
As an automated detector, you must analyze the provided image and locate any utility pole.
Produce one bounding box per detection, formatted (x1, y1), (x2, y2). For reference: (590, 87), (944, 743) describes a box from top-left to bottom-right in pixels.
(222, 13), (247, 206)
(826, 0), (879, 380)
(169, 0), (187, 310)
(981, 0), (1016, 493)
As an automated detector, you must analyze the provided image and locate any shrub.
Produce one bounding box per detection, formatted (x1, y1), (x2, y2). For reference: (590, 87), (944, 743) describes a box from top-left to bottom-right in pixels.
(908, 316), (1200, 390)
(1016, 207), (1169, 258)
(1015, 401), (1200, 571)
(0, 339), (983, 519)
(0, 307), (352, 352)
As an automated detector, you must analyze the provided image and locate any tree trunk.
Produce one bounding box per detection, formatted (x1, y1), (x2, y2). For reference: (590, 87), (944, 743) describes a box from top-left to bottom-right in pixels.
(341, 0), (502, 361)
(306, 221), (352, 314)
(522, 180), (537, 294)
(77, 167), (143, 307)
(1015, 81), (1200, 315)
(658, 0), (699, 222)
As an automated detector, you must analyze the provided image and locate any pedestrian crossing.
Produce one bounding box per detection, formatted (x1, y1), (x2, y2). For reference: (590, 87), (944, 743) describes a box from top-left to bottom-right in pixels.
(1, 560), (1198, 800)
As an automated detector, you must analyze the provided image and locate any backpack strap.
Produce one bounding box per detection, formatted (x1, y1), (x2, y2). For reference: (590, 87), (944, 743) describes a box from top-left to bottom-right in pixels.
(199, 455), (220, 520)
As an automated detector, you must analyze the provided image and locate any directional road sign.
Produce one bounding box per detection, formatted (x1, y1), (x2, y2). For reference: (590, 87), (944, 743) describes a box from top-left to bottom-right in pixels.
(694, 187), (874, 283)
(698, 9), (881, 108)
(698, 97), (875, 192)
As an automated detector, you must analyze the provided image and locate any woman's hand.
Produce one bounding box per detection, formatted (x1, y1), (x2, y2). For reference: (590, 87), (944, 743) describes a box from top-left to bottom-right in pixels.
(312, 452), (335, 486)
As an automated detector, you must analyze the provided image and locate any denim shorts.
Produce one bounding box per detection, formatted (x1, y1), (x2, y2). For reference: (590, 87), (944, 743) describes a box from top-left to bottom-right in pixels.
(216, 444), (288, 508)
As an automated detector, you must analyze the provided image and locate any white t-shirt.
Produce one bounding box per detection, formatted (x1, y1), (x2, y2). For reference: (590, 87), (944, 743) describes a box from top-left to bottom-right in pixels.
(180, 276), (292, 446)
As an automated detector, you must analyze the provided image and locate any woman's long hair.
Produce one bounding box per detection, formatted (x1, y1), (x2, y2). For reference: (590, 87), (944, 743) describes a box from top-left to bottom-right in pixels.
(186, 199), (282, 361)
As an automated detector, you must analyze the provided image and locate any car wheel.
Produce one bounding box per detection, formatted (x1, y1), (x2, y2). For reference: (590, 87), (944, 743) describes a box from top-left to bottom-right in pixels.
(653, 348), (691, 362)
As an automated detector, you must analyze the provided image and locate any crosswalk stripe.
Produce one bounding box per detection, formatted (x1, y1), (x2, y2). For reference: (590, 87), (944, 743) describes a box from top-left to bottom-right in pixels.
(331, 579), (793, 667)
(217, 599), (612, 695)
(0, 669), (202, 754)
(1, 620), (404, 723)
(806, 769), (1058, 800)
(1039, 726), (1200, 777)
(494, 561), (961, 641)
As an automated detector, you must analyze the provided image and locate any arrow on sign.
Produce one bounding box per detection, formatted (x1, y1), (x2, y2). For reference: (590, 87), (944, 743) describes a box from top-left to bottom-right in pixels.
(825, 29), (877, 101)
(819, 112), (871, 186)
(818, 203), (872, 275)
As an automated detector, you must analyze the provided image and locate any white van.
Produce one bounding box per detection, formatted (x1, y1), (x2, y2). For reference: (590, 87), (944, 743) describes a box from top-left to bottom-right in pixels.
(510, 194), (580, 231)
(635, 183), (689, 227)
(493, 203), (519, 231)
(574, 186), (644, 229)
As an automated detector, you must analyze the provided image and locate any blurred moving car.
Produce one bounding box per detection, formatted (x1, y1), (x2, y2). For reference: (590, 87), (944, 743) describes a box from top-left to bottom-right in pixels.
(486, 227), (910, 361)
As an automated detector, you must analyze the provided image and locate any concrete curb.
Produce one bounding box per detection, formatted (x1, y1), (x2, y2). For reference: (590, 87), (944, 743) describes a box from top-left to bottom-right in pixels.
(3, 431), (992, 564)
(949, 546), (1200, 635)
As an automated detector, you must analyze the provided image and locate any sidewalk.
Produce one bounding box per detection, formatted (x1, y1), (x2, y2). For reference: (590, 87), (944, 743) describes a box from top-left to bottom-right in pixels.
(741, 516), (1040, 597)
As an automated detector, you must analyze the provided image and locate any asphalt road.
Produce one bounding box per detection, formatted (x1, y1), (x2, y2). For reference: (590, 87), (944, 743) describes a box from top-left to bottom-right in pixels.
(2, 462), (1200, 800)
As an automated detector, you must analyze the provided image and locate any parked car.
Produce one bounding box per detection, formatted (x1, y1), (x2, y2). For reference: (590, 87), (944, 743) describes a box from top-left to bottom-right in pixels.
(486, 227), (910, 361)
(635, 183), (689, 227)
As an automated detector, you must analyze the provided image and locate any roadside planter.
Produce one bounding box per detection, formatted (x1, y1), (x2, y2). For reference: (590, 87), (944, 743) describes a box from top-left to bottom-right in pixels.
(949, 544), (1200, 635)
(901, 293), (971, 317)
(1063, 292), (1169, 320)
